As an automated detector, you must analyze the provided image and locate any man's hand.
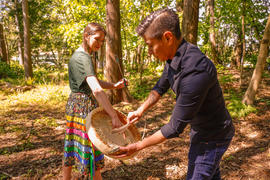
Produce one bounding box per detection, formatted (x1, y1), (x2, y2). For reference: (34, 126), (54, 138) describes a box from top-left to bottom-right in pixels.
(114, 78), (128, 89)
(116, 142), (141, 158)
(127, 110), (142, 124)
(128, 90), (160, 125)
(116, 130), (166, 158)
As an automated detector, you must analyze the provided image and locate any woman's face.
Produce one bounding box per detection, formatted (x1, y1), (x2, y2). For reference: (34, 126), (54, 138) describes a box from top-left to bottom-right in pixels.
(86, 30), (105, 52)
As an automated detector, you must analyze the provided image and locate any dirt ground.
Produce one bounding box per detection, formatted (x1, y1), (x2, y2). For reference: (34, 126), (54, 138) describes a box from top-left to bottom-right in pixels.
(0, 69), (270, 180)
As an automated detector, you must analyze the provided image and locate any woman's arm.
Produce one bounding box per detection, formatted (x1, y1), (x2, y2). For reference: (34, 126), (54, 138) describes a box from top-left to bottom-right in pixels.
(98, 79), (115, 89)
(98, 79), (127, 89)
(86, 76), (122, 128)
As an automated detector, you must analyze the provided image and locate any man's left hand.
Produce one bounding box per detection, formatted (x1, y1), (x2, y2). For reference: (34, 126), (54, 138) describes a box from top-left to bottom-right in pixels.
(115, 142), (140, 158)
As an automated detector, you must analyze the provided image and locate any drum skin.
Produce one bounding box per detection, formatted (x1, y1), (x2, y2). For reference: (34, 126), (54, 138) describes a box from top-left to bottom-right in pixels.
(86, 107), (141, 160)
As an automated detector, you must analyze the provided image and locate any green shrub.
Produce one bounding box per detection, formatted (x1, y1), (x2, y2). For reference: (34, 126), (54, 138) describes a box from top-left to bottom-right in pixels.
(0, 61), (68, 86)
(32, 67), (68, 84)
(128, 71), (160, 100)
(219, 74), (234, 85)
(227, 99), (257, 118)
(33, 67), (50, 84)
(216, 64), (226, 73)
(0, 61), (24, 79)
(130, 82), (151, 100)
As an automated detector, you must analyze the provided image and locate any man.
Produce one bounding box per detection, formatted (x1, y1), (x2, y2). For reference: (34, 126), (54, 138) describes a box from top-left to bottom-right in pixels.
(117, 8), (234, 179)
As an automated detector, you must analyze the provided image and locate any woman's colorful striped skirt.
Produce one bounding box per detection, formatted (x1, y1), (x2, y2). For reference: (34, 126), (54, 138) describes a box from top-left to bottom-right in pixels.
(63, 92), (105, 179)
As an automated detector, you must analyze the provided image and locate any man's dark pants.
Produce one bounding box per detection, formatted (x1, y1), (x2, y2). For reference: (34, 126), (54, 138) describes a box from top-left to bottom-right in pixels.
(186, 139), (232, 180)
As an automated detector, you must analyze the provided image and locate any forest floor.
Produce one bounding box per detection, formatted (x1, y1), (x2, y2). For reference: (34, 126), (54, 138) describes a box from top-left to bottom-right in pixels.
(0, 69), (270, 180)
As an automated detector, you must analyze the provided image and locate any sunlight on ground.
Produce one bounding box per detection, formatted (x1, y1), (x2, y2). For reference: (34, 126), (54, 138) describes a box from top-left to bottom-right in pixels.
(165, 164), (186, 179)
(1, 69), (270, 179)
(0, 84), (70, 110)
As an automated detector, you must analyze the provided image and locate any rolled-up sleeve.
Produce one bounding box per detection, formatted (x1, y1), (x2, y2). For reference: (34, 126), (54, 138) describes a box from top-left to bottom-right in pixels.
(152, 64), (170, 96)
(161, 71), (213, 139)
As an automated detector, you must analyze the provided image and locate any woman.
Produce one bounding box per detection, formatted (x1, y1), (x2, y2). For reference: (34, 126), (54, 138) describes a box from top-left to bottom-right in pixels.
(63, 22), (126, 180)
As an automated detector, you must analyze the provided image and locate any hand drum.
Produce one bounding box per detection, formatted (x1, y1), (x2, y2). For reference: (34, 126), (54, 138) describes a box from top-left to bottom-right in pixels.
(86, 107), (141, 160)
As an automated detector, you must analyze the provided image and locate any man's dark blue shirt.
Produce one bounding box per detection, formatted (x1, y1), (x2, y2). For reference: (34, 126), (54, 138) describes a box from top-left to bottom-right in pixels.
(153, 39), (234, 143)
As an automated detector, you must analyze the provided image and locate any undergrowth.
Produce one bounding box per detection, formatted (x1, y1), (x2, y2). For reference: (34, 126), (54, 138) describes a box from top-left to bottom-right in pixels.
(0, 85), (70, 110)
(127, 63), (164, 100)
(0, 61), (259, 120)
(226, 96), (257, 119)
(0, 61), (68, 86)
(221, 81), (257, 119)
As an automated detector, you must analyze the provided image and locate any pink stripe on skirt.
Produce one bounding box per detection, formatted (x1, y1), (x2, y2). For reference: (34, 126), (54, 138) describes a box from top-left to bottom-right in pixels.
(66, 128), (89, 139)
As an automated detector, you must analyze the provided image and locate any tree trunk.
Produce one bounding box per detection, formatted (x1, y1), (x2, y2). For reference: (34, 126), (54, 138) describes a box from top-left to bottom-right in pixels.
(99, 43), (105, 73)
(136, 45), (142, 71)
(140, 45), (146, 86)
(208, 0), (220, 64)
(239, 0), (246, 87)
(126, 49), (130, 67)
(105, 0), (133, 104)
(15, 0), (24, 65)
(242, 14), (270, 105)
(22, 0), (33, 78)
(135, 45), (142, 84)
(131, 52), (135, 70)
(123, 29), (130, 67)
(0, 23), (8, 63)
(232, 32), (242, 68)
(4, 30), (9, 63)
(182, 0), (200, 45)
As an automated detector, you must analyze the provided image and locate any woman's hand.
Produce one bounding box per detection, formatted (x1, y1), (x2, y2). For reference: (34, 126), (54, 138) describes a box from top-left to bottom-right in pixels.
(114, 78), (128, 89)
(111, 115), (122, 128)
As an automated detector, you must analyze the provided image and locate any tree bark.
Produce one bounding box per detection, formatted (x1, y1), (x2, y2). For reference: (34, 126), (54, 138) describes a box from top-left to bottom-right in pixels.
(182, 0), (200, 45)
(99, 43), (105, 73)
(239, 0), (246, 87)
(22, 0), (33, 78)
(232, 32), (242, 68)
(208, 0), (220, 64)
(135, 45), (142, 84)
(105, 0), (133, 104)
(14, 0), (24, 65)
(140, 45), (146, 86)
(0, 23), (8, 63)
(242, 14), (270, 105)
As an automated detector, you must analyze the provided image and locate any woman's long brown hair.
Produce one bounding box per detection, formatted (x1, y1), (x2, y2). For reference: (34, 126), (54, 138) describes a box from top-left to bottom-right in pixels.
(82, 22), (106, 73)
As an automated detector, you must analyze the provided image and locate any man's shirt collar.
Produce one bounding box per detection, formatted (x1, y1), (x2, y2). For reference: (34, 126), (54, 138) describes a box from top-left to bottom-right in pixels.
(167, 39), (188, 71)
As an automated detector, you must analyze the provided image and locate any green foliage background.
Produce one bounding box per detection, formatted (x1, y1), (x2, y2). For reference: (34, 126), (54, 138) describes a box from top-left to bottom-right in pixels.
(0, 0), (269, 119)
(1, 0), (269, 68)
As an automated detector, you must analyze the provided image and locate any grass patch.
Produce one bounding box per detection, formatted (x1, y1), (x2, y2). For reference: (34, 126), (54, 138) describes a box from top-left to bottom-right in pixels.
(0, 85), (69, 137)
(0, 85), (70, 111)
(258, 98), (270, 106)
(0, 61), (68, 87)
(35, 117), (58, 128)
(0, 173), (10, 180)
(219, 74), (234, 85)
(128, 65), (163, 100)
(0, 139), (35, 155)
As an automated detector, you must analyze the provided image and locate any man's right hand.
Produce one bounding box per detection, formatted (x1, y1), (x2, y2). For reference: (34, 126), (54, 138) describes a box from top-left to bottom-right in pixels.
(127, 90), (160, 125)
(127, 110), (142, 124)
